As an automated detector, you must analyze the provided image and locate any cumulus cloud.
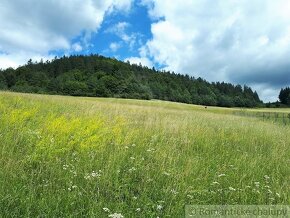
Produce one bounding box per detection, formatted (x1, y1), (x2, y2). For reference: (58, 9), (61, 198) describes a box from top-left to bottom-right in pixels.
(106, 21), (141, 49)
(109, 42), (122, 52)
(107, 22), (130, 35)
(72, 43), (83, 52)
(0, 0), (133, 68)
(141, 0), (290, 101)
(125, 56), (153, 68)
(106, 22), (132, 43)
(0, 52), (55, 69)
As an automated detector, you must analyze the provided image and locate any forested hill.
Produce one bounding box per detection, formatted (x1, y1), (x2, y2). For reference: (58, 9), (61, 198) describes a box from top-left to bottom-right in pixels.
(0, 55), (262, 107)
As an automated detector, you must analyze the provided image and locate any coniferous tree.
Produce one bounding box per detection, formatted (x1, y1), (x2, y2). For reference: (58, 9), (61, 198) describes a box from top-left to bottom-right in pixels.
(279, 87), (290, 105)
(0, 55), (263, 108)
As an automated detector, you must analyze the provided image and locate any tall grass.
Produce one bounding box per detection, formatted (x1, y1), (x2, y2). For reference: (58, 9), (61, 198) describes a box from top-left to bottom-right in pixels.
(0, 92), (289, 217)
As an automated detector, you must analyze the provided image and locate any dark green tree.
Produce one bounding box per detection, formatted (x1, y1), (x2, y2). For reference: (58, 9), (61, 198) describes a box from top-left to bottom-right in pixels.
(0, 72), (7, 89)
(279, 87), (290, 105)
(0, 54), (263, 108)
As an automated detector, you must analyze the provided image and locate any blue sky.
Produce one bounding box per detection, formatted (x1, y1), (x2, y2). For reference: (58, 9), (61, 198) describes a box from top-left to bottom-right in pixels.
(0, 0), (290, 102)
(68, 2), (152, 59)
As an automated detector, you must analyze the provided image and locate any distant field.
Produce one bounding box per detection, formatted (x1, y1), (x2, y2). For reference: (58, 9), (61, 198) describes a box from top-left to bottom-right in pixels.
(0, 91), (289, 217)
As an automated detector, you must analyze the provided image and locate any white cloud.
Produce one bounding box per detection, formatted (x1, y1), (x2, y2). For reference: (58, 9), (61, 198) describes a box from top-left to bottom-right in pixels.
(125, 57), (153, 68)
(0, 52), (54, 69)
(109, 42), (122, 52)
(106, 21), (142, 49)
(106, 22), (131, 43)
(141, 0), (290, 101)
(0, 0), (133, 68)
(252, 84), (280, 103)
(72, 43), (83, 52)
(126, 45), (153, 68)
(0, 53), (27, 69)
(108, 22), (130, 34)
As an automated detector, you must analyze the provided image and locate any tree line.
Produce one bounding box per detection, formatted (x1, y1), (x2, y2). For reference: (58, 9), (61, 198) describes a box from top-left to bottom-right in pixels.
(279, 87), (290, 106)
(263, 87), (290, 108)
(0, 55), (263, 107)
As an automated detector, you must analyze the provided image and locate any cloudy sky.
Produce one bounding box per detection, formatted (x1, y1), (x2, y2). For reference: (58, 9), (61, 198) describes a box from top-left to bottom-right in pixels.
(1, 0), (290, 102)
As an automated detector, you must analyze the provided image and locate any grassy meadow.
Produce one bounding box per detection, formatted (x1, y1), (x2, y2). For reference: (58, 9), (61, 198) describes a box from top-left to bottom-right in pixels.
(0, 91), (289, 217)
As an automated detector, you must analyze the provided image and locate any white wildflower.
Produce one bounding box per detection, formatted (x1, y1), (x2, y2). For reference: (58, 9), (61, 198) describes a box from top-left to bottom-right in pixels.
(157, 205), (163, 210)
(229, 187), (236, 191)
(130, 157), (135, 160)
(218, 174), (226, 177)
(147, 148), (155, 152)
(163, 172), (170, 176)
(128, 167), (136, 172)
(170, 189), (178, 195)
(103, 208), (110, 212)
(91, 171), (101, 178)
(84, 175), (91, 180)
(254, 182), (260, 187)
(131, 144), (136, 147)
(71, 171), (77, 177)
(108, 213), (124, 218)
(264, 175), (270, 180)
(136, 208), (141, 212)
(84, 170), (101, 180)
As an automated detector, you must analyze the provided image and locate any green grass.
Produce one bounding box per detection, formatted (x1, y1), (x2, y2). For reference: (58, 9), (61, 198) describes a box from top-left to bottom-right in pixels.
(0, 91), (289, 217)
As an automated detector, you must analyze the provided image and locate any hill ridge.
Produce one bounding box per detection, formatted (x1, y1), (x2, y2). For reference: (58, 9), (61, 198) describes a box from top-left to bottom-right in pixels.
(0, 54), (262, 107)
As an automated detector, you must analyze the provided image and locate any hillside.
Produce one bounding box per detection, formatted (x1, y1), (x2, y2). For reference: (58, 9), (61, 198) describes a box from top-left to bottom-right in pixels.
(0, 55), (262, 107)
(0, 92), (289, 217)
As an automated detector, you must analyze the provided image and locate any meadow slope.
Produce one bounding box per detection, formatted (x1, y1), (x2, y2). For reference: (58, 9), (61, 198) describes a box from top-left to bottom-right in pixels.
(0, 92), (289, 217)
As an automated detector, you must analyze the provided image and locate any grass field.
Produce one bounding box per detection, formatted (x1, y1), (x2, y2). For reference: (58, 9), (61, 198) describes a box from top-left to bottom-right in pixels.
(0, 91), (289, 217)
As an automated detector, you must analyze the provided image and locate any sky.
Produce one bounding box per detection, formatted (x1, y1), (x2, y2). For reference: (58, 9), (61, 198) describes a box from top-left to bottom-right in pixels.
(0, 0), (290, 102)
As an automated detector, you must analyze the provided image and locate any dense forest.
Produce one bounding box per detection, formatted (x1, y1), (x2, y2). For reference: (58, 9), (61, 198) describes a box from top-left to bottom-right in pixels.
(0, 55), (263, 107)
